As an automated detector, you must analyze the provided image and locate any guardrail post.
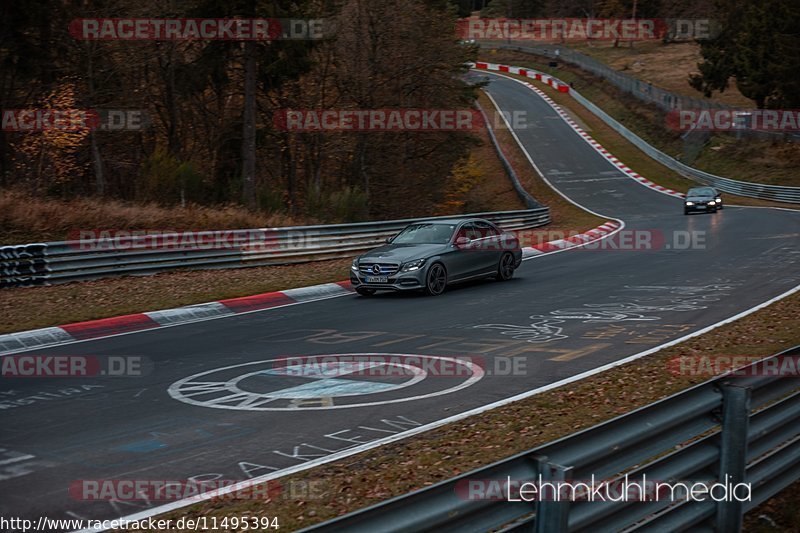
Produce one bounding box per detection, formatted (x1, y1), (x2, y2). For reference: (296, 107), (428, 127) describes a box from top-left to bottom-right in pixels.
(716, 383), (751, 532)
(533, 457), (572, 533)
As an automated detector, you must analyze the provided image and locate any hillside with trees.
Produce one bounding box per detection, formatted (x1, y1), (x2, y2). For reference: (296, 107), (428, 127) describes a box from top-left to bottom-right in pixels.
(0, 0), (479, 222)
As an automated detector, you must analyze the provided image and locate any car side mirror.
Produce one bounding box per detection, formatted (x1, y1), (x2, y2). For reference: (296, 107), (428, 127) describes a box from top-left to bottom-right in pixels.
(386, 236), (394, 244)
(454, 236), (470, 247)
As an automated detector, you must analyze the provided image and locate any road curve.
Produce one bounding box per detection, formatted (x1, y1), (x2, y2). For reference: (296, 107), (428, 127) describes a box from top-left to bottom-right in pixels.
(1, 72), (798, 527)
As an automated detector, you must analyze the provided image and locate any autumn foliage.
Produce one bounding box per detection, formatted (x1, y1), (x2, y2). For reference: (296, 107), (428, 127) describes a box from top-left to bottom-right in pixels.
(1, 0), (479, 222)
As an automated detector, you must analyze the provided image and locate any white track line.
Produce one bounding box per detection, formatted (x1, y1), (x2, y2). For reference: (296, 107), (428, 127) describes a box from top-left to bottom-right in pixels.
(483, 87), (620, 220)
(481, 89), (626, 261)
(480, 69), (683, 199)
(78, 281), (800, 532)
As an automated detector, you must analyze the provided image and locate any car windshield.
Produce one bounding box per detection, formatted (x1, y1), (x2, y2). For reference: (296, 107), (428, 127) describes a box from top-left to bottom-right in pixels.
(392, 223), (455, 244)
(688, 187), (715, 197)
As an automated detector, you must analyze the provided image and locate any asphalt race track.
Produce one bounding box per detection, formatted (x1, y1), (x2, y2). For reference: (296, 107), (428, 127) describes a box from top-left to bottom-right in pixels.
(1, 73), (799, 528)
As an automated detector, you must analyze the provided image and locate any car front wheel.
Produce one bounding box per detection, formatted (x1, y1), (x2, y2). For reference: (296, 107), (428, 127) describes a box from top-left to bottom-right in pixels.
(496, 252), (516, 281)
(424, 263), (447, 296)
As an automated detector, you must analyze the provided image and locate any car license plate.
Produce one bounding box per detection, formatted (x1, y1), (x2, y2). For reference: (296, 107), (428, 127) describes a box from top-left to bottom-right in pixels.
(365, 276), (388, 283)
(698, 205), (706, 209)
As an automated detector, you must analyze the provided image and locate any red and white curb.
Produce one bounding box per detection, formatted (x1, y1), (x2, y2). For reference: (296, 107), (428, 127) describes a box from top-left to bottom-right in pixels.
(522, 220), (621, 257)
(473, 62), (685, 199)
(0, 282), (354, 355)
(0, 221), (619, 356)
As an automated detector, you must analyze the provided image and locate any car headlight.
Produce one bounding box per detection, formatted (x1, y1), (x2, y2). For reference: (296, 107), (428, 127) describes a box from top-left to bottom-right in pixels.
(685, 201), (694, 206)
(400, 258), (426, 272)
(351, 259), (359, 271)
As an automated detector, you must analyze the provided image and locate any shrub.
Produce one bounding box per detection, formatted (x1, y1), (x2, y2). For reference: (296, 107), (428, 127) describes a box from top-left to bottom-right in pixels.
(139, 149), (204, 205)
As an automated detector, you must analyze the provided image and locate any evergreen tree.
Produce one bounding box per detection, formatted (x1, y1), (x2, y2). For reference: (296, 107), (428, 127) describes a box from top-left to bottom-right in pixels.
(690, 0), (800, 108)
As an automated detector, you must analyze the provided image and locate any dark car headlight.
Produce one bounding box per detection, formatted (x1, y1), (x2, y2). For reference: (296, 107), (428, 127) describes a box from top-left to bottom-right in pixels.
(685, 201), (694, 206)
(400, 258), (426, 272)
(351, 258), (359, 272)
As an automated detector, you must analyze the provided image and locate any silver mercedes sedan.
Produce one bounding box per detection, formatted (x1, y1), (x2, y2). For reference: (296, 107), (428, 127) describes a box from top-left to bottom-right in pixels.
(349, 218), (522, 296)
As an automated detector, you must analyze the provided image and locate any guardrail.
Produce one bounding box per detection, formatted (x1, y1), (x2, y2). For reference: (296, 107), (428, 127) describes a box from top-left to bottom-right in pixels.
(476, 104), (541, 210)
(0, 207), (550, 288)
(472, 59), (800, 204)
(569, 90), (800, 204)
(305, 345), (800, 532)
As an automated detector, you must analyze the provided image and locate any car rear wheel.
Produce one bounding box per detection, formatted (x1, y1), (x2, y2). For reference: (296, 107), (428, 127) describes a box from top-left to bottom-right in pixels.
(356, 288), (376, 296)
(496, 252), (516, 281)
(424, 263), (447, 296)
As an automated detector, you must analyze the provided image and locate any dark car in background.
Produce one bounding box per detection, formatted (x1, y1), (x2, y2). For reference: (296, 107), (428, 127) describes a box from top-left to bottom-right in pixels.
(684, 187), (723, 214)
(350, 218), (522, 296)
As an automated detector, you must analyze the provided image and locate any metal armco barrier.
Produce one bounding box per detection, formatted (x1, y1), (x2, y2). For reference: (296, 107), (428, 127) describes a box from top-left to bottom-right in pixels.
(0, 244), (49, 288)
(569, 90), (800, 204)
(0, 208), (549, 288)
(305, 345), (800, 532)
(476, 104), (542, 210)
(473, 57), (800, 204)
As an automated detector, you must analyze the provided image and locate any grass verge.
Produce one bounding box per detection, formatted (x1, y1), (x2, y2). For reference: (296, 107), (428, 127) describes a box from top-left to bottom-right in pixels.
(0, 259), (351, 334)
(564, 41), (752, 107)
(123, 288), (799, 532)
(0, 190), (300, 246)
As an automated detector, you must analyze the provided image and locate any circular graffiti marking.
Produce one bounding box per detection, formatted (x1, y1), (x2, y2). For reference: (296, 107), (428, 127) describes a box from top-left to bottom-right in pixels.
(168, 353), (484, 411)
